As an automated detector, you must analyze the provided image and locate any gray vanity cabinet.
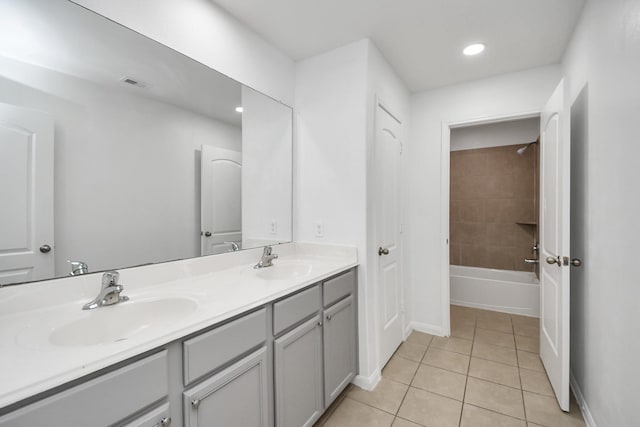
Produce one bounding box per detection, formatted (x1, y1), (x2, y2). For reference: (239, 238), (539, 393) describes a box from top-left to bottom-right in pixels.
(274, 315), (324, 427)
(323, 295), (356, 406)
(183, 347), (270, 427)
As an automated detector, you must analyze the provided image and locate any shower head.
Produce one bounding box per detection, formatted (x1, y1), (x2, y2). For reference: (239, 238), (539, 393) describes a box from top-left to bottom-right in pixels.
(516, 140), (538, 156)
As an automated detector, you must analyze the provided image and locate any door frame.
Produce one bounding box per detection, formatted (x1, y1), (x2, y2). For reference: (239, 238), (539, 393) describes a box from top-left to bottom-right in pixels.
(440, 110), (541, 336)
(372, 97), (405, 368)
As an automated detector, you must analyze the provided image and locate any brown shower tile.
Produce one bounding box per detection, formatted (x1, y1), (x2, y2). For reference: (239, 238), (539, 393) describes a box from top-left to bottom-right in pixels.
(459, 199), (485, 222)
(450, 244), (462, 265)
(484, 199), (518, 223)
(486, 223), (517, 246)
(485, 150), (514, 174)
(460, 244), (488, 268)
(452, 151), (487, 176)
(485, 246), (515, 270)
(484, 174), (516, 198)
(513, 168), (535, 199)
(457, 222), (487, 244)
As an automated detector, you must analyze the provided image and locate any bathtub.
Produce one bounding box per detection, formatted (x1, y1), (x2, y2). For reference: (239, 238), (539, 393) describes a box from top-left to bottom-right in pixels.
(450, 265), (539, 317)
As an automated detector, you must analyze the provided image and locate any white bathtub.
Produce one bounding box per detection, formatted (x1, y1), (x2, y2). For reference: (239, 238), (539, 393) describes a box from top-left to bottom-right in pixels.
(450, 265), (539, 317)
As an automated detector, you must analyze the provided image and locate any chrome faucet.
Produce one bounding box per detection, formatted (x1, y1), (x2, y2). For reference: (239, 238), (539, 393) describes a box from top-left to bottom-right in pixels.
(254, 246), (278, 269)
(69, 260), (89, 276)
(82, 271), (129, 310)
(224, 241), (240, 252)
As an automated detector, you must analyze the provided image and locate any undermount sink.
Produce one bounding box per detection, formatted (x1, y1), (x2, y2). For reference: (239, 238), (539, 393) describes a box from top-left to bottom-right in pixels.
(255, 261), (313, 281)
(49, 297), (198, 347)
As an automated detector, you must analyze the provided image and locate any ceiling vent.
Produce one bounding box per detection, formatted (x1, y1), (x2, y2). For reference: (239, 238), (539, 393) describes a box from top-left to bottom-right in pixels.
(119, 76), (148, 88)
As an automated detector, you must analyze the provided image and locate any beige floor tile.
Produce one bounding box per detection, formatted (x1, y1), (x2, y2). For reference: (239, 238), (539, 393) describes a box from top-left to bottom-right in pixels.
(411, 364), (467, 401)
(527, 424), (545, 427)
(519, 368), (554, 397)
(517, 351), (544, 372)
(464, 377), (525, 420)
(395, 341), (428, 363)
(515, 335), (539, 352)
(461, 404), (526, 427)
(451, 322), (476, 340)
(472, 341), (518, 366)
(348, 378), (409, 415)
(523, 392), (586, 427)
(477, 316), (513, 334)
(423, 347), (470, 374)
(511, 314), (539, 328)
(513, 322), (539, 337)
(431, 336), (473, 355)
(469, 357), (521, 388)
(475, 328), (516, 349)
(391, 417), (423, 427)
(398, 387), (462, 427)
(405, 331), (433, 347)
(451, 304), (479, 320)
(477, 309), (511, 322)
(383, 356), (420, 385)
(323, 398), (395, 427)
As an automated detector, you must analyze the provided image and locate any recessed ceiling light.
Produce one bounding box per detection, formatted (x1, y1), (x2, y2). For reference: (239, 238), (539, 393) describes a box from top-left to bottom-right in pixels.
(463, 43), (485, 56)
(235, 106), (243, 113)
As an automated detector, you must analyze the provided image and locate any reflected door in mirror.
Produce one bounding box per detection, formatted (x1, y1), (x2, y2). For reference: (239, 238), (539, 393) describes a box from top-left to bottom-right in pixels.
(201, 146), (242, 256)
(0, 103), (54, 285)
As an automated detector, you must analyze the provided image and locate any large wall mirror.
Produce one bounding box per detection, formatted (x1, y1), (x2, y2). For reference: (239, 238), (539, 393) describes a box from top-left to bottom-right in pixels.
(0, 0), (293, 286)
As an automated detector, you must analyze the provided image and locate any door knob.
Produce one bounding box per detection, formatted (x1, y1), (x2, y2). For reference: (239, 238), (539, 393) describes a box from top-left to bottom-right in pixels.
(378, 247), (389, 256)
(204, 231), (212, 237)
(570, 258), (582, 267)
(39, 244), (51, 253)
(546, 256), (560, 265)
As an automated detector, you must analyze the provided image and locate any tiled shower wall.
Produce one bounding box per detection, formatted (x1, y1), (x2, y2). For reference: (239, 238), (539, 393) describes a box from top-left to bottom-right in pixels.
(450, 144), (538, 272)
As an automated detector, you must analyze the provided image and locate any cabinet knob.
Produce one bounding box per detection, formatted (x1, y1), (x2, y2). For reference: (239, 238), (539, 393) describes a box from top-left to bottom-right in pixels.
(160, 417), (172, 427)
(191, 399), (200, 409)
(326, 314), (332, 321)
(317, 321), (322, 327)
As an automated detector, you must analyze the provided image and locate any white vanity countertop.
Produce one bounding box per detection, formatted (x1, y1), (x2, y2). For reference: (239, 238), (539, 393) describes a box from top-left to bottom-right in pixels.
(0, 243), (357, 408)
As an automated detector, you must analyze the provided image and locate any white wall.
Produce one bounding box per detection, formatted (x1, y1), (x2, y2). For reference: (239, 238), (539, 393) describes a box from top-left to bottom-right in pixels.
(450, 117), (540, 151)
(241, 86), (293, 246)
(0, 58), (241, 276)
(294, 39), (371, 376)
(71, 0), (295, 106)
(562, 0), (640, 424)
(295, 39), (410, 386)
(407, 65), (562, 333)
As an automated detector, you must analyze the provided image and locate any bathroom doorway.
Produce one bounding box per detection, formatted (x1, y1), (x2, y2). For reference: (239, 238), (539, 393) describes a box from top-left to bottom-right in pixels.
(440, 79), (575, 411)
(448, 117), (541, 316)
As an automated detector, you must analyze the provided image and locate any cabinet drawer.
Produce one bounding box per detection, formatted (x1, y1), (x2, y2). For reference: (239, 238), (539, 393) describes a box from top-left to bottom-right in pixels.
(122, 402), (171, 427)
(0, 351), (168, 427)
(273, 285), (320, 335)
(323, 269), (355, 307)
(183, 308), (267, 385)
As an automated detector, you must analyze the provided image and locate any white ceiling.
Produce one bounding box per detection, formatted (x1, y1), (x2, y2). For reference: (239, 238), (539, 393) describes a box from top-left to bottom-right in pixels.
(0, 0), (242, 126)
(212, 0), (585, 92)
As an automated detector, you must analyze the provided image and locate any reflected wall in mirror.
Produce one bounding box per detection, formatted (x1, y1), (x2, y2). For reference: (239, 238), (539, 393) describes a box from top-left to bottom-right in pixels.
(0, 0), (293, 285)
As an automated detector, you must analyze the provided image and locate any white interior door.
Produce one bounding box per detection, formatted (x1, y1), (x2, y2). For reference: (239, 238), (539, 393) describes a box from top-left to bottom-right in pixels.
(539, 79), (571, 411)
(0, 103), (54, 285)
(201, 145), (242, 256)
(376, 103), (404, 367)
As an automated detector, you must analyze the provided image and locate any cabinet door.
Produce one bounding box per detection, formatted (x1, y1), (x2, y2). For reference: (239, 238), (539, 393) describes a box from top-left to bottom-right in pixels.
(183, 347), (270, 427)
(274, 315), (323, 427)
(323, 295), (356, 406)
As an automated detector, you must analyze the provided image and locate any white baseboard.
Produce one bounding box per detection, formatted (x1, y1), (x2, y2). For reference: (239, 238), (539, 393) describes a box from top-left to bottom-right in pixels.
(406, 321), (445, 337)
(352, 369), (381, 391)
(570, 370), (597, 427)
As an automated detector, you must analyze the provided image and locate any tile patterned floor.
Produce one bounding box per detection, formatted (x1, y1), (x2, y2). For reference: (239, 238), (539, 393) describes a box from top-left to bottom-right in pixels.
(315, 305), (586, 427)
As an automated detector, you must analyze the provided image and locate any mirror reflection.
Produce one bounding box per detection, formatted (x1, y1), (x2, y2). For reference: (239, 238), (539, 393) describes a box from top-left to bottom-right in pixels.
(0, 0), (293, 285)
